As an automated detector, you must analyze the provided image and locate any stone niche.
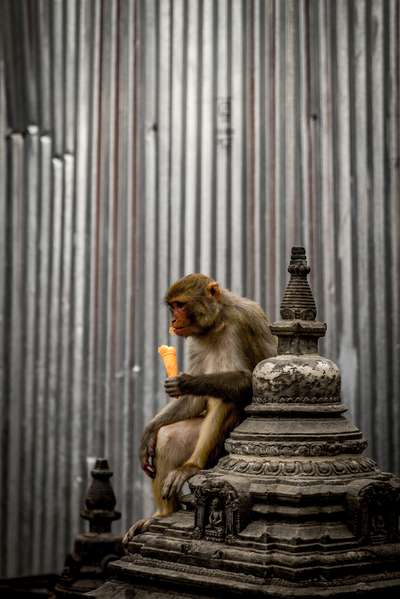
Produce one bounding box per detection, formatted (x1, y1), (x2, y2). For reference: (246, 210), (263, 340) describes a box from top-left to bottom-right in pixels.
(95, 247), (400, 598)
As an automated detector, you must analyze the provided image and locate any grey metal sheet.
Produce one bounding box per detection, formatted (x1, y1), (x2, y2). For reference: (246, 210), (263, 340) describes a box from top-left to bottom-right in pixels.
(1, 0), (399, 578)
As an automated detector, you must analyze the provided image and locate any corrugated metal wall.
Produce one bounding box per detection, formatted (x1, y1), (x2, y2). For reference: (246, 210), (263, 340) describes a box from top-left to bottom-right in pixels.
(1, 0), (399, 578)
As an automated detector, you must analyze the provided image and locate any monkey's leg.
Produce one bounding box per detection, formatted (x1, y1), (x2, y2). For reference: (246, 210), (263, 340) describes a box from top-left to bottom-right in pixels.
(153, 418), (202, 515)
(186, 399), (236, 469)
(123, 418), (202, 545)
(162, 400), (239, 500)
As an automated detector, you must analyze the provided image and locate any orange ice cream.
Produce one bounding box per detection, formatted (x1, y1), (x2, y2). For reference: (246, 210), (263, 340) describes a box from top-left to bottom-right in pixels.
(158, 345), (178, 378)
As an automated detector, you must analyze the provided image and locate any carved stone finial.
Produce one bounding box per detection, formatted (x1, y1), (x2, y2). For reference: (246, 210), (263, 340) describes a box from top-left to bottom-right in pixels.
(272, 248), (326, 355)
(280, 246), (317, 321)
(80, 458), (121, 533)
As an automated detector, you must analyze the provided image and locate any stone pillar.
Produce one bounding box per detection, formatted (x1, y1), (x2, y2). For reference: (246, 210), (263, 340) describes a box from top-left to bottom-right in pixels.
(54, 459), (123, 598)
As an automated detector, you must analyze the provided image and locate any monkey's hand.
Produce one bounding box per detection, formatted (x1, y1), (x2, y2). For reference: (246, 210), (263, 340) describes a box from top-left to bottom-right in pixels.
(162, 463), (200, 499)
(140, 426), (158, 479)
(164, 373), (194, 398)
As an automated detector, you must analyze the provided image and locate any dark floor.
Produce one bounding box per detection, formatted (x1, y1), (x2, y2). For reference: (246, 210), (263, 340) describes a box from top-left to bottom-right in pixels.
(0, 574), (59, 597)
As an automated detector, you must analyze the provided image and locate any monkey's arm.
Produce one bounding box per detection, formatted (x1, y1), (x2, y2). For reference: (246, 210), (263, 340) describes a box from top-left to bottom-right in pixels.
(164, 371), (253, 405)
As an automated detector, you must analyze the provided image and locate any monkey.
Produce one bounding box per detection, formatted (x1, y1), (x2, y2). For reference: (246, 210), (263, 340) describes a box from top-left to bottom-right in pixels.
(123, 273), (277, 543)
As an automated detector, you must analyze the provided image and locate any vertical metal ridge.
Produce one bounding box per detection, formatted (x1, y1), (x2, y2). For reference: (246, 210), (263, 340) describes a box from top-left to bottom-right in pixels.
(388, 0), (400, 473)
(86, 0), (101, 460)
(252, 0), (261, 303)
(51, 0), (65, 154)
(265, 0), (277, 319)
(73, 0), (91, 519)
(33, 135), (52, 572)
(318, 0), (338, 359)
(6, 133), (25, 576)
(284, 0), (298, 254)
(21, 127), (40, 572)
(157, 0), (172, 402)
(335, 0), (357, 420)
(141, 0), (159, 516)
(352, 0), (372, 443)
(132, 0), (146, 523)
(22, 1), (39, 125)
(370, 0), (389, 469)
(117, 0), (138, 529)
(61, 153), (77, 553)
(298, 0), (314, 281)
(169, 0), (185, 283)
(274, 0), (286, 314)
(0, 27), (8, 577)
(49, 156), (64, 570)
(244, 0), (255, 298)
(200, 0), (214, 278)
(215, 0), (228, 285)
(184, 0), (200, 275)
(256, 0), (267, 307)
(38, 0), (51, 132)
(103, 0), (118, 467)
(2, 1), (22, 128)
(64, 0), (77, 153)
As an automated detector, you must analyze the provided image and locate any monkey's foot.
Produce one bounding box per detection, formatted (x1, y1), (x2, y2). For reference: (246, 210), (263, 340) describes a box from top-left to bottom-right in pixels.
(122, 517), (154, 545)
(162, 463), (200, 500)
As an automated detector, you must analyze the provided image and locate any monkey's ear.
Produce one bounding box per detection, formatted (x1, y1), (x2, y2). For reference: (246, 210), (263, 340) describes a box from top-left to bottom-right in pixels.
(207, 281), (221, 301)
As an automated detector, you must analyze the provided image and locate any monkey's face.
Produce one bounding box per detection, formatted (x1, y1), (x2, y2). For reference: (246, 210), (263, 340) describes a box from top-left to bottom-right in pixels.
(168, 300), (203, 337)
(166, 277), (222, 338)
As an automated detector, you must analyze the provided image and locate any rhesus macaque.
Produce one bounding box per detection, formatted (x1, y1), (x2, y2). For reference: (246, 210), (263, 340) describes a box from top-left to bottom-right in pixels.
(123, 274), (277, 543)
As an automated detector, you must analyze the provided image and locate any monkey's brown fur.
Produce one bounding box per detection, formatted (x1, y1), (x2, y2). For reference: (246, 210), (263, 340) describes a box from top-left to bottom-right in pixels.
(123, 274), (277, 543)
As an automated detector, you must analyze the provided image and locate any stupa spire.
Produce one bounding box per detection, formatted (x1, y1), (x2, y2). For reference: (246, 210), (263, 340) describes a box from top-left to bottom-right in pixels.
(280, 246), (316, 320)
(271, 247), (326, 356)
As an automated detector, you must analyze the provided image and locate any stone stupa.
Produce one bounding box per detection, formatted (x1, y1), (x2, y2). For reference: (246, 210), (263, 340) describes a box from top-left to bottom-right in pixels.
(99, 247), (400, 598)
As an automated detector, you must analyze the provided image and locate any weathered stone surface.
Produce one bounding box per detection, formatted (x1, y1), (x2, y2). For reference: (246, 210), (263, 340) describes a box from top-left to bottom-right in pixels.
(55, 459), (123, 598)
(252, 355), (341, 404)
(98, 247), (400, 597)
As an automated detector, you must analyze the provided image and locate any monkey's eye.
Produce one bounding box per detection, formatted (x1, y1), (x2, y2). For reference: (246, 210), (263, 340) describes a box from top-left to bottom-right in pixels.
(168, 301), (185, 313)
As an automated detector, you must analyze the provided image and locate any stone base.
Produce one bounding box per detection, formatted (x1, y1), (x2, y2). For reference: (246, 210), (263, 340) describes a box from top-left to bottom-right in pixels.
(90, 561), (400, 598)
(86, 507), (400, 598)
